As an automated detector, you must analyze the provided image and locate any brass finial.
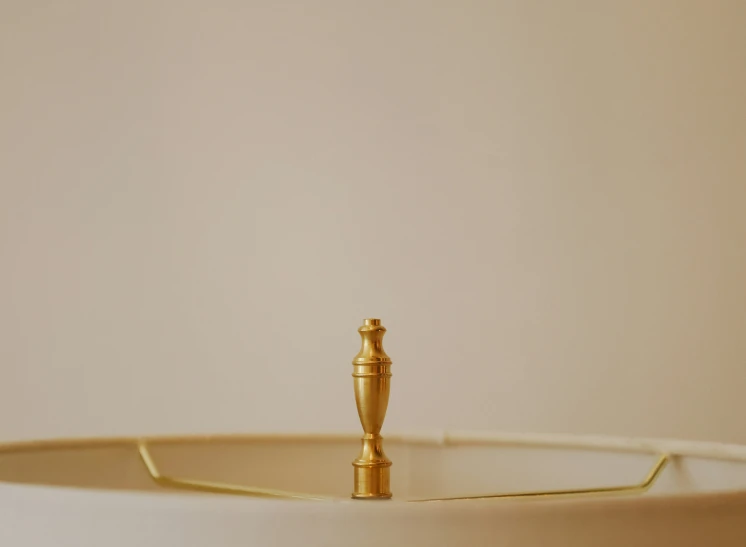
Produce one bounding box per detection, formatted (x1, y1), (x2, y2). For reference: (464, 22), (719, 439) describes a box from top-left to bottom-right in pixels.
(351, 318), (393, 499)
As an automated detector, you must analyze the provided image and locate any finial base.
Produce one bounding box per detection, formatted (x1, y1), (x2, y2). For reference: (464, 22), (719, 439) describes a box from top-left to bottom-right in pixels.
(352, 466), (392, 499)
(352, 434), (392, 499)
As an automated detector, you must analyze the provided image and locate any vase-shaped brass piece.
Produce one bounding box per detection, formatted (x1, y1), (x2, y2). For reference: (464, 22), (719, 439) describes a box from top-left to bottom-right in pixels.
(351, 318), (393, 499)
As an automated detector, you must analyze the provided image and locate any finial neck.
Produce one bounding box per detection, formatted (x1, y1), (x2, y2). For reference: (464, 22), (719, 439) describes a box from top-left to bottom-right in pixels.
(353, 318), (391, 365)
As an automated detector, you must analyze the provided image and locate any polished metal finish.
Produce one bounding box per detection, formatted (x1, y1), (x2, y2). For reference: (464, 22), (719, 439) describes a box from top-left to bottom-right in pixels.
(351, 318), (393, 499)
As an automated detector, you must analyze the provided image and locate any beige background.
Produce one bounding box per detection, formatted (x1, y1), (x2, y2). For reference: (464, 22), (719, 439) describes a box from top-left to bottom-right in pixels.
(1, 1), (744, 443)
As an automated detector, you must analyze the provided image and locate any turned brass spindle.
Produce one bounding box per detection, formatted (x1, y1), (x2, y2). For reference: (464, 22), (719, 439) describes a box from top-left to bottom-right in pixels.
(351, 318), (393, 499)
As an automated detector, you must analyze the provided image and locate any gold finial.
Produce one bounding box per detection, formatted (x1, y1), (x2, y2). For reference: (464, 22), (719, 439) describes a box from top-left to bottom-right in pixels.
(351, 318), (393, 499)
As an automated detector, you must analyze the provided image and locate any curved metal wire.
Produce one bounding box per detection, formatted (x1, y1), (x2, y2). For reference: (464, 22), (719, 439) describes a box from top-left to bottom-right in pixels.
(137, 440), (668, 502)
(137, 441), (328, 501)
(412, 453), (669, 502)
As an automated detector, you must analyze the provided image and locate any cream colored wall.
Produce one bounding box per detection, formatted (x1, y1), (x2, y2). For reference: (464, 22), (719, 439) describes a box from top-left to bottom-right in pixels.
(1, 1), (744, 443)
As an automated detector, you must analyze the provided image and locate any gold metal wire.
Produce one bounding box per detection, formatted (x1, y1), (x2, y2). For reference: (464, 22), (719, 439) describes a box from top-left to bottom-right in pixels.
(137, 439), (668, 502)
(137, 441), (328, 501)
(412, 453), (669, 502)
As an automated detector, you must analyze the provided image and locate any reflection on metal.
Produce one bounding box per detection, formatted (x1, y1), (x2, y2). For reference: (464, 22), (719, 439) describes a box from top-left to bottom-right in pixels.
(412, 453), (669, 502)
(137, 441), (327, 501)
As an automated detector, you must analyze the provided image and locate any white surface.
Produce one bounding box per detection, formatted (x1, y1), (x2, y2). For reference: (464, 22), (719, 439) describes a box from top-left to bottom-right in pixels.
(3, 482), (744, 547)
(2, 434), (746, 546)
(1, 1), (745, 442)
